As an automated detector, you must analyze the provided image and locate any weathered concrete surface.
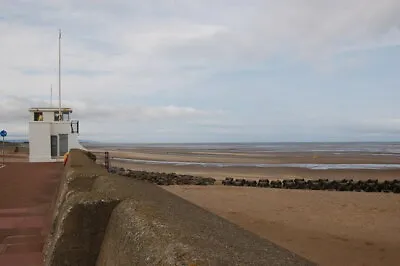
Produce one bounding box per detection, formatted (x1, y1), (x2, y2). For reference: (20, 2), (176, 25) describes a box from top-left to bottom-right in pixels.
(44, 149), (316, 266)
(47, 149), (107, 231)
(44, 192), (120, 266)
(43, 149), (113, 266)
(94, 175), (314, 266)
(49, 168), (107, 231)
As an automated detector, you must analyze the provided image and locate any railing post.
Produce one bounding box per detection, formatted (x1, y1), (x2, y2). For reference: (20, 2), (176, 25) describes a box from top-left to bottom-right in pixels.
(104, 151), (110, 171)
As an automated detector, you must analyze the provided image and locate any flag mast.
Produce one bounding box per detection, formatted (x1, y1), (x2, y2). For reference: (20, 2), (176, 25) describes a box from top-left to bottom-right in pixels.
(58, 29), (62, 121)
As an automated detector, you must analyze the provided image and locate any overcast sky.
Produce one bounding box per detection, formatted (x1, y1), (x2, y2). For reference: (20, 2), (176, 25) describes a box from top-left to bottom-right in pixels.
(1, 0), (400, 142)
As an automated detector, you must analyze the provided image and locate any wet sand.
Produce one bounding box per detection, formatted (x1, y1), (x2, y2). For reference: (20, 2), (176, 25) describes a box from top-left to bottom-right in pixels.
(101, 160), (400, 181)
(90, 147), (400, 181)
(92, 147), (400, 164)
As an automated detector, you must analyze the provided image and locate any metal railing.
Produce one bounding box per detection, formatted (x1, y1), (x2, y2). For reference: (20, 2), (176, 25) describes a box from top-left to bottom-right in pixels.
(70, 120), (79, 134)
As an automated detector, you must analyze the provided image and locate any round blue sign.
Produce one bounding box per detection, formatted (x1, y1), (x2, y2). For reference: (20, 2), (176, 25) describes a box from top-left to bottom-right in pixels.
(0, 130), (7, 137)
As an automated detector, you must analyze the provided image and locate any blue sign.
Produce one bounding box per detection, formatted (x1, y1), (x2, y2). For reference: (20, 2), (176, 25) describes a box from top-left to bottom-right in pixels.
(0, 130), (7, 137)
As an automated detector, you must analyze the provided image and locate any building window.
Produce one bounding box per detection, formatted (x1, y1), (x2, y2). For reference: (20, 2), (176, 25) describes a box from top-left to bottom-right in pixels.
(54, 112), (60, 121)
(34, 112), (43, 121)
(54, 111), (70, 121)
(63, 112), (70, 121)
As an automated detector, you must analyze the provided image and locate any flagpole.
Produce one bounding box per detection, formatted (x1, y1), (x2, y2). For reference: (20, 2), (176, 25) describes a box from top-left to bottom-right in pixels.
(58, 29), (62, 121)
(50, 84), (53, 107)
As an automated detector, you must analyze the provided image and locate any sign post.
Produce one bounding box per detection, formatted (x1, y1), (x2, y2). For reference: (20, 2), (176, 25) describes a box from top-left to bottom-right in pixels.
(0, 130), (7, 166)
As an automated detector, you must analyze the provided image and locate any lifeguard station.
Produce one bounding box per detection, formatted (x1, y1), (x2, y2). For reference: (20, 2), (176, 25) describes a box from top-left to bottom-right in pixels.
(27, 30), (86, 162)
(28, 107), (86, 162)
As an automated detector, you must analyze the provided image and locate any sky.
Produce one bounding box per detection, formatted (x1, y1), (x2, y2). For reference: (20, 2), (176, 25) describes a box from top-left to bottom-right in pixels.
(0, 0), (400, 143)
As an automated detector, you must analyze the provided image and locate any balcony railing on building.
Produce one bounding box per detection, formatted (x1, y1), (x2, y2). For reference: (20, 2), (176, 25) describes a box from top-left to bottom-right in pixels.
(70, 120), (79, 134)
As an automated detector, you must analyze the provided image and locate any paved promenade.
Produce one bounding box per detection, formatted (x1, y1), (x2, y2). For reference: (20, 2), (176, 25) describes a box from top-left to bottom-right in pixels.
(0, 162), (62, 266)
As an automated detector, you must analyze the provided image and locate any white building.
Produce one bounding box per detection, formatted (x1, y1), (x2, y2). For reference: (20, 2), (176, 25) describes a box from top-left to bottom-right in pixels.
(28, 107), (86, 162)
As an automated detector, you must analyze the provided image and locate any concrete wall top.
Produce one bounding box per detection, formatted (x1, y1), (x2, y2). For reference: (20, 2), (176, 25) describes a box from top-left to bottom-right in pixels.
(44, 149), (315, 266)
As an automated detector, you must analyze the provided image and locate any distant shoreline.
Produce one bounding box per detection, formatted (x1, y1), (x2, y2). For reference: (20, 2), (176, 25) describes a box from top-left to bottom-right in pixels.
(113, 157), (400, 170)
(89, 143), (400, 181)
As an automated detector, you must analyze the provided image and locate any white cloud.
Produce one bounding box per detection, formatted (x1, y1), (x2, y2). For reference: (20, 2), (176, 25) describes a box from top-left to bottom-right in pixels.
(0, 94), (223, 138)
(3, 91), (397, 141)
(1, 0), (400, 141)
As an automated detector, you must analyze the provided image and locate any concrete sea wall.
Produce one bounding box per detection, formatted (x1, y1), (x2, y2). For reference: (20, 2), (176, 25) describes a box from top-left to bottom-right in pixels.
(43, 149), (315, 266)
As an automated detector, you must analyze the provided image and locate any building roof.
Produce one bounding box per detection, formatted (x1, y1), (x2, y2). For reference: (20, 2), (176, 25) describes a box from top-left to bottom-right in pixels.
(28, 107), (73, 113)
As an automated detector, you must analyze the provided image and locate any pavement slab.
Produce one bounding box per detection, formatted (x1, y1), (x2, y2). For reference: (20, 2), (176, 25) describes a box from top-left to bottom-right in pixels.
(0, 163), (63, 266)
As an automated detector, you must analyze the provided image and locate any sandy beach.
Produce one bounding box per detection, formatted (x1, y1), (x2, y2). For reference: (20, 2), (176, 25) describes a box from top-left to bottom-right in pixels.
(88, 143), (400, 265)
(164, 186), (400, 266)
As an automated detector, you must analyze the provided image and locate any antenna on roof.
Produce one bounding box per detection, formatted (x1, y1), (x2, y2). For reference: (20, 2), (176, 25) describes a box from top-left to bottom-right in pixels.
(58, 29), (62, 120)
(50, 84), (53, 107)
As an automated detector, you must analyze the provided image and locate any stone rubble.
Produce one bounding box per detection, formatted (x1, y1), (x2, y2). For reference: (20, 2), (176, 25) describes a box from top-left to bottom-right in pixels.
(108, 166), (216, 186)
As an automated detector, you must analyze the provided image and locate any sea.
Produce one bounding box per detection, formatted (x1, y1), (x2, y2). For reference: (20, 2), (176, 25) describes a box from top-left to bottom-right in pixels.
(90, 142), (400, 154)
(89, 142), (400, 170)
